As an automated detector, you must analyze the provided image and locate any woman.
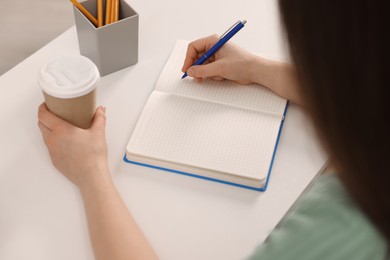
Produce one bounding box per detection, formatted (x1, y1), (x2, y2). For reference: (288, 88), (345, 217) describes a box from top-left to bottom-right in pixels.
(37, 0), (388, 259)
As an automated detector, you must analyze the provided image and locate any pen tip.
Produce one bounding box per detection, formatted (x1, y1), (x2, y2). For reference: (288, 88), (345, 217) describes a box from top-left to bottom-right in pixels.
(242, 20), (247, 25)
(181, 73), (187, 79)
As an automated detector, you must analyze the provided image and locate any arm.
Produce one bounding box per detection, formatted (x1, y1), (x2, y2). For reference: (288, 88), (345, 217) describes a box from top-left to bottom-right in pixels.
(38, 104), (157, 260)
(81, 169), (156, 260)
(182, 35), (303, 105)
(249, 56), (303, 105)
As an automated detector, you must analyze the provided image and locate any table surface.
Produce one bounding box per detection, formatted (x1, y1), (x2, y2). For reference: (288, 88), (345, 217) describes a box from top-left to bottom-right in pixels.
(0, 0), (327, 259)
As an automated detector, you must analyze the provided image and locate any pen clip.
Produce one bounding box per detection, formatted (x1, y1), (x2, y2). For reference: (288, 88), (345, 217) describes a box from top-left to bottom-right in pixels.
(220, 20), (246, 39)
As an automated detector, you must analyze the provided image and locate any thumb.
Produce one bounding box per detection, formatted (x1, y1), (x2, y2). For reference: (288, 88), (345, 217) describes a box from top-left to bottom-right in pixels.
(91, 106), (106, 132)
(187, 62), (222, 78)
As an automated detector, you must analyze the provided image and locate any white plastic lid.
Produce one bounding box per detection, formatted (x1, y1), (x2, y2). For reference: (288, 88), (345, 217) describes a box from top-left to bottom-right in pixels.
(38, 55), (100, 99)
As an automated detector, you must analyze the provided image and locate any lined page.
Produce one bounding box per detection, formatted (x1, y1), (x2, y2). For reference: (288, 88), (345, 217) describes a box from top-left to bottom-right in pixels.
(155, 40), (287, 116)
(127, 92), (282, 180)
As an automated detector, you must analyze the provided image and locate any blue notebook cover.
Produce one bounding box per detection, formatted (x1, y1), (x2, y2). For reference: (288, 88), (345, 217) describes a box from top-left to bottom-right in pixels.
(124, 103), (288, 192)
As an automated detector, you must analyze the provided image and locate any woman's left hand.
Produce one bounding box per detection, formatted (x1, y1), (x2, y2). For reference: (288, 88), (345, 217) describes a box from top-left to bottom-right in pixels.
(37, 103), (110, 189)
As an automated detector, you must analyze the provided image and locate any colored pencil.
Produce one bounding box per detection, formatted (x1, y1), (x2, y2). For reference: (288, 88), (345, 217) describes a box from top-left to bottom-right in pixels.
(113, 0), (119, 22)
(97, 0), (103, 27)
(69, 0), (98, 27)
(105, 0), (112, 25)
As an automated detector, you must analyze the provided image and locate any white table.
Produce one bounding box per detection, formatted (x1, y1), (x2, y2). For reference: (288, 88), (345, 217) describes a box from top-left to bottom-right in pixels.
(0, 0), (327, 259)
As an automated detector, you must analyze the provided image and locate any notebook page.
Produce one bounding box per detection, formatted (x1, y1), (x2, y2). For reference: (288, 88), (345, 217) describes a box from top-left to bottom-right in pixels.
(155, 40), (287, 116)
(127, 91), (282, 180)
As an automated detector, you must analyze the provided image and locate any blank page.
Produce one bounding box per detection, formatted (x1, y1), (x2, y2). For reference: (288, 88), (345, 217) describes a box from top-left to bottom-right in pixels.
(127, 91), (282, 181)
(155, 40), (287, 116)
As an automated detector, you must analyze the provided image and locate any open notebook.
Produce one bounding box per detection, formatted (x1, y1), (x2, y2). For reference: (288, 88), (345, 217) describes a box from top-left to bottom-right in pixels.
(124, 40), (288, 191)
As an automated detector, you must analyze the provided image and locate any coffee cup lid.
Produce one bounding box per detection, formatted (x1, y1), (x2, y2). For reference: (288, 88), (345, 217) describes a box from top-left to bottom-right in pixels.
(38, 55), (100, 99)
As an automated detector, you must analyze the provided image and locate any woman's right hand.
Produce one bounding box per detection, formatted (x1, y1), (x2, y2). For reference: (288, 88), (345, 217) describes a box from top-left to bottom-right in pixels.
(181, 35), (259, 84)
(182, 35), (303, 105)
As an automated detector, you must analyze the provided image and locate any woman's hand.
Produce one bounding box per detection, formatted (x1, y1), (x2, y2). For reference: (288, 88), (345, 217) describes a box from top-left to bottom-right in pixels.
(182, 34), (259, 84)
(38, 103), (110, 189)
(38, 103), (158, 259)
(182, 35), (303, 104)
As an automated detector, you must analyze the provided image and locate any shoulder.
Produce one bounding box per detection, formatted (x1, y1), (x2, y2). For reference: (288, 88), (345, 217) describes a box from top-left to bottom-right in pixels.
(247, 175), (387, 260)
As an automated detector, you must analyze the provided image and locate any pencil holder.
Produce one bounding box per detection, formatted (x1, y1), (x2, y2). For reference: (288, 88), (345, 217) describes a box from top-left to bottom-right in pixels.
(73, 0), (139, 76)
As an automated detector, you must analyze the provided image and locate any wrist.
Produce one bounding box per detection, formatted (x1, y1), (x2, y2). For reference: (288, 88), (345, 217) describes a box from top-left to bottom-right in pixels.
(250, 57), (303, 104)
(248, 55), (271, 86)
(78, 162), (113, 195)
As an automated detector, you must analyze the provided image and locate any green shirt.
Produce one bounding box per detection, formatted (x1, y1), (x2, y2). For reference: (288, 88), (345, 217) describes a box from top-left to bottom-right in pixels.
(247, 174), (387, 260)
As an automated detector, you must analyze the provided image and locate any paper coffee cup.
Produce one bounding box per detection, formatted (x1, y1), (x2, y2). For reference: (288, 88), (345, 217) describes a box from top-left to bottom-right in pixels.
(38, 55), (100, 129)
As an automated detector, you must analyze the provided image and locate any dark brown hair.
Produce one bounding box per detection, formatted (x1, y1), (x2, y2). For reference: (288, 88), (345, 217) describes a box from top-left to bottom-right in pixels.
(278, 0), (390, 244)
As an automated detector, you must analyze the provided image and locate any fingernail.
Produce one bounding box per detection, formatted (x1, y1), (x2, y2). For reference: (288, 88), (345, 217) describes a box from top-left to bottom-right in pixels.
(187, 68), (194, 77)
(100, 106), (106, 114)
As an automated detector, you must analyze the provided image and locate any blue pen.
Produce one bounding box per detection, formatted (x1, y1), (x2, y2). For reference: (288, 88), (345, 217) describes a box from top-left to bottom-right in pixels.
(182, 20), (247, 79)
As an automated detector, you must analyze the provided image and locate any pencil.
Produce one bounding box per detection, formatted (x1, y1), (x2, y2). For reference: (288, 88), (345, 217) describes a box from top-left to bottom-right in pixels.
(110, 0), (115, 24)
(113, 0), (119, 22)
(97, 0), (103, 27)
(69, 0), (98, 27)
(105, 0), (112, 25)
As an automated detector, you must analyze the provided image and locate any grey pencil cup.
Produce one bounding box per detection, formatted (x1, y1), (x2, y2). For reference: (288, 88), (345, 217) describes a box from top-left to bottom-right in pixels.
(73, 0), (139, 76)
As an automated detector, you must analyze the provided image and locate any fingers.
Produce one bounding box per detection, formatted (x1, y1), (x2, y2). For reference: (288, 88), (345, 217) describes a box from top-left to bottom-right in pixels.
(187, 61), (222, 78)
(38, 103), (71, 131)
(210, 76), (225, 81)
(182, 35), (219, 73)
(182, 44), (200, 72)
(91, 106), (106, 133)
(38, 121), (51, 146)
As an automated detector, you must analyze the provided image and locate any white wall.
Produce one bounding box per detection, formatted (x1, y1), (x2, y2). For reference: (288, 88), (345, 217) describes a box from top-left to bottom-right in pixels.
(0, 0), (74, 75)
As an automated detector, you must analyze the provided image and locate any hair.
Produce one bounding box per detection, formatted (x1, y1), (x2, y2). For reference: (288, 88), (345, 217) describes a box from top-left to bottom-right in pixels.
(278, 0), (390, 245)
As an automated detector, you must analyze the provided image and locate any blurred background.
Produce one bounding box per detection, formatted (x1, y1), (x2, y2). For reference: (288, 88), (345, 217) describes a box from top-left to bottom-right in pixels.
(0, 0), (74, 76)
